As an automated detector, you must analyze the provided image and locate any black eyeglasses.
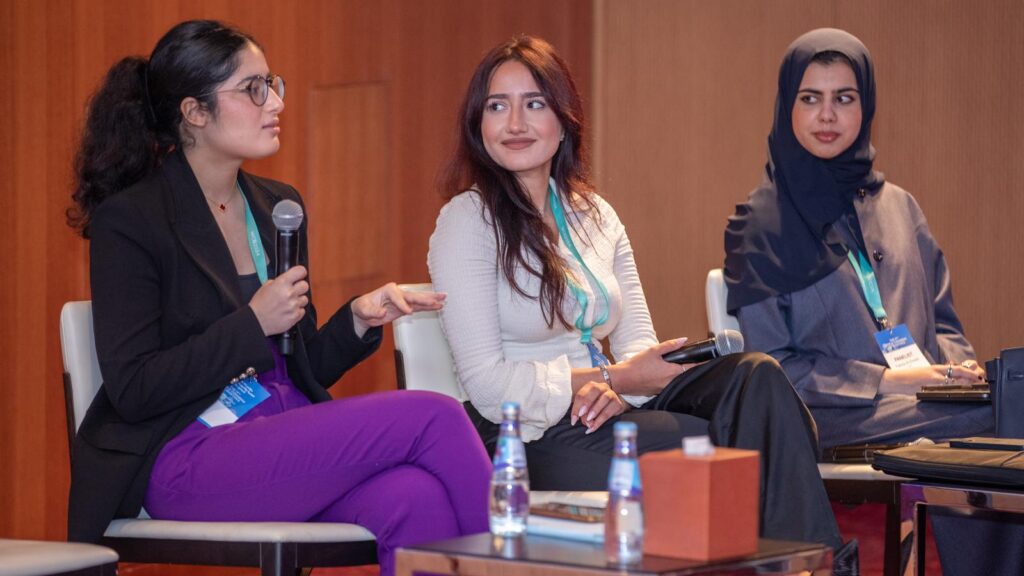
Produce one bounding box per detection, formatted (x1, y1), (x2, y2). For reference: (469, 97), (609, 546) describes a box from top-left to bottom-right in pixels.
(208, 74), (285, 106)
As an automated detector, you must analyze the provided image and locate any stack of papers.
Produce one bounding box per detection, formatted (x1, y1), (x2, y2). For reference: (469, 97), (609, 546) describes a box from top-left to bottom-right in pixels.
(526, 491), (607, 543)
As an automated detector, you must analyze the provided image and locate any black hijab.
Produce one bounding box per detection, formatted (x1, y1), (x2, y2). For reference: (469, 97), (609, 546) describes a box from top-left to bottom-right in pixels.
(723, 28), (885, 312)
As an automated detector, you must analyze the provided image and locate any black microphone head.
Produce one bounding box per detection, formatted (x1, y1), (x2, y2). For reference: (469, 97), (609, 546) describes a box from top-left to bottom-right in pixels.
(272, 200), (304, 232)
(714, 329), (745, 355)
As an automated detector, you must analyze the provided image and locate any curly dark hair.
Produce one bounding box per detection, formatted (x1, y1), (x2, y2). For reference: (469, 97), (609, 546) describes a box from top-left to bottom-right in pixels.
(68, 20), (258, 237)
(443, 35), (596, 329)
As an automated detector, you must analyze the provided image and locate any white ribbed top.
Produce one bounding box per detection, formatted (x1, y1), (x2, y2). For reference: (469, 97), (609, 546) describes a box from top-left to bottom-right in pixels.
(428, 190), (657, 442)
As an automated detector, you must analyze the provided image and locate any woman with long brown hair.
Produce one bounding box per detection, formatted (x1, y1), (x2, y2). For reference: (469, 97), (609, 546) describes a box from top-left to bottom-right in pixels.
(428, 35), (854, 569)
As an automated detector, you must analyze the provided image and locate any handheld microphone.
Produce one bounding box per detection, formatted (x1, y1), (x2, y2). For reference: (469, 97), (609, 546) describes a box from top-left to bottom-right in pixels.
(272, 200), (304, 355)
(662, 330), (744, 364)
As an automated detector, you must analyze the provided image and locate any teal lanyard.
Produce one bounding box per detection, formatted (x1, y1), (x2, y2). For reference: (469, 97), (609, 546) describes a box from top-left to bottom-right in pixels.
(548, 180), (609, 344)
(846, 249), (889, 329)
(240, 182), (269, 285)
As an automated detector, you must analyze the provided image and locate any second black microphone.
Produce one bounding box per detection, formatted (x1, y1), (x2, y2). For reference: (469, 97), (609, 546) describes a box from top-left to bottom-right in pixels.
(662, 329), (745, 364)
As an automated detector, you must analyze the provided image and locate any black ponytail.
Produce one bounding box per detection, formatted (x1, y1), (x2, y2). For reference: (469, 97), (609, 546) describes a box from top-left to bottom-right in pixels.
(68, 57), (158, 237)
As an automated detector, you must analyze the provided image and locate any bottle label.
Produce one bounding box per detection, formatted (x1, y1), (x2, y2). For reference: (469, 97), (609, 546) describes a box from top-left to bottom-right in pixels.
(609, 459), (640, 492)
(496, 436), (527, 468)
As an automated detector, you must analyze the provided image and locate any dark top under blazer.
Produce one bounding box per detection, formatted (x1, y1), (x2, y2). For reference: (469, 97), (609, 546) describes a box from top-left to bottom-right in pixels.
(68, 152), (381, 543)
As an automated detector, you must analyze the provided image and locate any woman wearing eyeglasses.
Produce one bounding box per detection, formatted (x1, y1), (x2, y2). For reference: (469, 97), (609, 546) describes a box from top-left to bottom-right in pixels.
(66, 20), (489, 575)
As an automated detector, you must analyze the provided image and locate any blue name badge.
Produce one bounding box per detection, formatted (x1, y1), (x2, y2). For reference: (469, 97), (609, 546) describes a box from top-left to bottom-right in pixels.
(198, 375), (270, 428)
(874, 323), (931, 370)
(586, 342), (610, 368)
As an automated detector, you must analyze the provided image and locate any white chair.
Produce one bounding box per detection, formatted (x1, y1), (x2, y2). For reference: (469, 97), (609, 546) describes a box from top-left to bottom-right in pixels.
(705, 269), (905, 576)
(392, 283), (465, 401)
(0, 539), (118, 576)
(392, 284), (581, 495)
(60, 301), (377, 576)
(704, 268), (741, 336)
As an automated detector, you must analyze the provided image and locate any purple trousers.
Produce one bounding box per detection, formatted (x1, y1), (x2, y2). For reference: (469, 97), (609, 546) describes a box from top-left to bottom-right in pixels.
(145, 355), (491, 576)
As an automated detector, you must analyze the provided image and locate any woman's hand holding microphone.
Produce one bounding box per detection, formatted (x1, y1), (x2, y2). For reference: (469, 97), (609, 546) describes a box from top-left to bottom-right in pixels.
(570, 337), (695, 434)
(250, 270), (446, 339)
(250, 266), (310, 336)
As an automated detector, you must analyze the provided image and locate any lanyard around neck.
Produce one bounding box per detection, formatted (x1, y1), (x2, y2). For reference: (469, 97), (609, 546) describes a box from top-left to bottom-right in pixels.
(548, 180), (609, 344)
(240, 182), (269, 285)
(846, 249), (889, 329)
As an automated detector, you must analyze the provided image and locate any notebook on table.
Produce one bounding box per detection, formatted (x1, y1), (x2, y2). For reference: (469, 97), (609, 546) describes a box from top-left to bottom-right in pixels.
(916, 383), (991, 402)
(821, 443), (909, 463)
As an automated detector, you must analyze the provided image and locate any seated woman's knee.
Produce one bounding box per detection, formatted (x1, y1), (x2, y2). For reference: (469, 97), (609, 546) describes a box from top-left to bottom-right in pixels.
(397, 390), (465, 421)
(394, 389), (459, 406)
(736, 352), (792, 391)
(371, 466), (457, 531)
(735, 351), (783, 372)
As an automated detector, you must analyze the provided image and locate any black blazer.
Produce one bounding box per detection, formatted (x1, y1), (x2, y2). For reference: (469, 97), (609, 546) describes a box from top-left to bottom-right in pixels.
(68, 152), (381, 543)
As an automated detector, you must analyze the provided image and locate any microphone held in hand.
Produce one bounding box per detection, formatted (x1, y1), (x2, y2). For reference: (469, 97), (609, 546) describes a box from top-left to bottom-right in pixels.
(662, 330), (745, 364)
(272, 200), (304, 355)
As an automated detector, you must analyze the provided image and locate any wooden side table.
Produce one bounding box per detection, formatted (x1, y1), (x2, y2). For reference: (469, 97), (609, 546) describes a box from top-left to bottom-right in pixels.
(396, 533), (831, 576)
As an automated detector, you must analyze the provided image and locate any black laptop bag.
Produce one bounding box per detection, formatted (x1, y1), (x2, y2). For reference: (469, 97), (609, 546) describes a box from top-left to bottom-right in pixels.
(873, 439), (1024, 488)
(988, 346), (1024, 438)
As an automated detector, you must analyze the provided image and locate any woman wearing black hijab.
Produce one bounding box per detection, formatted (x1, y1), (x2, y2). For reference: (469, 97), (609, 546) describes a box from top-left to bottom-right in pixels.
(724, 28), (991, 451)
(725, 29), (1024, 576)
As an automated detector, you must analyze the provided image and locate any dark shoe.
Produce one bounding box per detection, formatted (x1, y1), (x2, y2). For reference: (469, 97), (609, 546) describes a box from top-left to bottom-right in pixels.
(832, 539), (859, 576)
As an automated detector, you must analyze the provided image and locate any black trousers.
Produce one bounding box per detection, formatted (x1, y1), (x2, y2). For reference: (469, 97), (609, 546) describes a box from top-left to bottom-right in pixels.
(466, 352), (842, 549)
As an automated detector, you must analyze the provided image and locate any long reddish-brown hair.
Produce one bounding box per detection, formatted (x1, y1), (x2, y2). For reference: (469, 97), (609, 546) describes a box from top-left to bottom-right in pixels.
(443, 35), (596, 329)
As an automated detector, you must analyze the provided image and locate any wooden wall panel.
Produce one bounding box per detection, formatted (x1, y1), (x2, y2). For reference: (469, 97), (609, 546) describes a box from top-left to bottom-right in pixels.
(833, 0), (1024, 373)
(309, 83), (393, 398)
(594, 0), (1024, 364)
(3, 0), (80, 543)
(0, 0), (13, 536)
(0, 0), (592, 564)
(387, 0), (594, 282)
(308, 84), (389, 290)
(594, 0), (833, 342)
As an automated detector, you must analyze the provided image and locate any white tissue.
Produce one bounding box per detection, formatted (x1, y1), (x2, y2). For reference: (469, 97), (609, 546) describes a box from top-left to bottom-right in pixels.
(683, 435), (716, 456)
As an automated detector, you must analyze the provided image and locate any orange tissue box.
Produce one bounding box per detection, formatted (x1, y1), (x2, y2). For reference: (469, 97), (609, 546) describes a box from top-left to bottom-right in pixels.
(639, 446), (759, 560)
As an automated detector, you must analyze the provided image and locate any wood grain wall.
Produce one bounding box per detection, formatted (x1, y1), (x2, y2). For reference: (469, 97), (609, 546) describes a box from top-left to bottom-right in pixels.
(0, 0), (592, 556)
(593, 0), (1024, 365)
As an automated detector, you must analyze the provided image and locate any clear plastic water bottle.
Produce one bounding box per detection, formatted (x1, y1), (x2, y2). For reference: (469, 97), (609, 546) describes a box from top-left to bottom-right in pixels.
(605, 421), (644, 564)
(489, 401), (529, 536)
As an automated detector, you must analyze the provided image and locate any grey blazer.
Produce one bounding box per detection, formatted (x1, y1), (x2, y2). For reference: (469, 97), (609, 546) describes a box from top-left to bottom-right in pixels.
(735, 183), (991, 447)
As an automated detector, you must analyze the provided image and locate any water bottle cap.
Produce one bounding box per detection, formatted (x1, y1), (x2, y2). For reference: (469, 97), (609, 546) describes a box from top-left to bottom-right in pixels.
(613, 421), (638, 436)
(501, 401), (520, 416)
